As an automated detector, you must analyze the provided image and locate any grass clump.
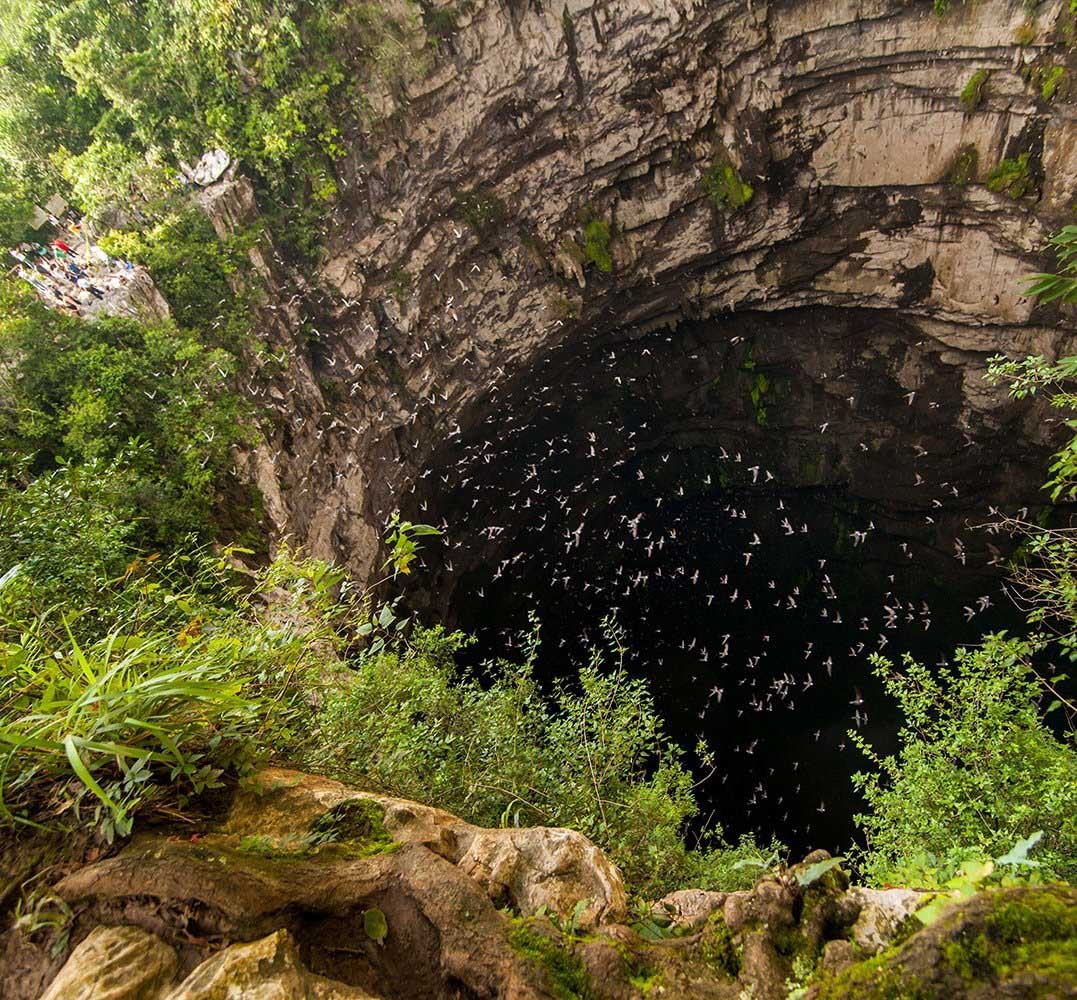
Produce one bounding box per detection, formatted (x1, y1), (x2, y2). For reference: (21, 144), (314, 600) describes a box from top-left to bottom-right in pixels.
(960, 70), (989, 112)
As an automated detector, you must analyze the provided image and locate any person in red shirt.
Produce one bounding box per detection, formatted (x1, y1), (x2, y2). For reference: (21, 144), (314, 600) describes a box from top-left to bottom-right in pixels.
(53, 239), (74, 254)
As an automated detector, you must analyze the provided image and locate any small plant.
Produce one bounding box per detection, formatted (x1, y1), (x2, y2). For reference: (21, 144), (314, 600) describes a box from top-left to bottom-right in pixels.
(943, 144), (978, 186)
(702, 152), (754, 214)
(797, 856), (844, 887)
(986, 152), (1037, 199)
(581, 218), (613, 273)
(1014, 19), (1037, 45)
(959, 70), (989, 112)
(453, 189), (508, 237)
(1039, 65), (1065, 101)
(915, 832), (1046, 926)
(1022, 225), (1077, 305)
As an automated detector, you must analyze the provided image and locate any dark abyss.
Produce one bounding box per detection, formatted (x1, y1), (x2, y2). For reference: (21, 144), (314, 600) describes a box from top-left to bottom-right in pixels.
(400, 307), (1053, 855)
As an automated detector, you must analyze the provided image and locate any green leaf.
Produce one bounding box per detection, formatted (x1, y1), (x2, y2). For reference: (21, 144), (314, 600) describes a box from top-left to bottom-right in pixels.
(63, 735), (124, 822)
(996, 831), (1044, 867)
(796, 857), (844, 886)
(362, 907), (388, 945)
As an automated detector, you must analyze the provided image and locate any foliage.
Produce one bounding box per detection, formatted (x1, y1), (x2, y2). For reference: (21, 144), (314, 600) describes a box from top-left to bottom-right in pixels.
(0, 282), (246, 545)
(1017, 226), (1077, 307)
(914, 832), (1046, 926)
(702, 151), (754, 213)
(301, 616), (776, 897)
(98, 208), (256, 343)
(1039, 64), (1066, 102)
(850, 636), (1077, 885)
(0, 0), (425, 223)
(986, 152), (1037, 199)
(0, 541), (406, 841)
(959, 70), (989, 112)
(581, 218), (613, 273)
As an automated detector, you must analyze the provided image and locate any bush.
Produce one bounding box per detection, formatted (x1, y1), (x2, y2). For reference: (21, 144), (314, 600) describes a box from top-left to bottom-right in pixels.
(0, 547), (343, 842)
(0, 286), (246, 545)
(851, 636), (1077, 885)
(301, 618), (775, 897)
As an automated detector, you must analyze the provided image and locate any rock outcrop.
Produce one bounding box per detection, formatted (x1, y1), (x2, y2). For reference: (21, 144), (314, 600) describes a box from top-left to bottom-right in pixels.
(196, 0), (1077, 583)
(6, 769), (1074, 999)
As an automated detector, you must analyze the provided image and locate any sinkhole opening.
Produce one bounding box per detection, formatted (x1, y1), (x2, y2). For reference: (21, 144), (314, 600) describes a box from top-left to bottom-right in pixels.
(402, 307), (1053, 855)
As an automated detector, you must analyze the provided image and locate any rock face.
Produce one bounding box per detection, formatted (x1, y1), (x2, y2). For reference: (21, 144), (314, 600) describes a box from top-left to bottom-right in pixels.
(7, 771), (1075, 999)
(199, 0), (1077, 583)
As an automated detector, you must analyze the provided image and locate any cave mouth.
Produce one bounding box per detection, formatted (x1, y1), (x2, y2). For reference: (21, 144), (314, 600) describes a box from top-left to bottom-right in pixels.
(401, 306), (1049, 855)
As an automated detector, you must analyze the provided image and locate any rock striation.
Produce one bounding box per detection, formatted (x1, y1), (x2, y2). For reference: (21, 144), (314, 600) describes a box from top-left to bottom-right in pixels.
(195, 0), (1077, 581)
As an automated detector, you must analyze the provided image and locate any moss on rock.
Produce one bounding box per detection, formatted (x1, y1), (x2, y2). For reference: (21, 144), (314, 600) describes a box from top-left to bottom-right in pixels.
(807, 885), (1077, 999)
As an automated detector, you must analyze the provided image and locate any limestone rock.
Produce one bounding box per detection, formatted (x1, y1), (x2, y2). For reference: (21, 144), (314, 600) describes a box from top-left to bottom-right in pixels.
(847, 886), (928, 954)
(455, 825), (627, 930)
(226, 768), (627, 928)
(167, 929), (378, 999)
(188, 0), (1077, 586)
(40, 925), (177, 1000)
(656, 888), (727, 929)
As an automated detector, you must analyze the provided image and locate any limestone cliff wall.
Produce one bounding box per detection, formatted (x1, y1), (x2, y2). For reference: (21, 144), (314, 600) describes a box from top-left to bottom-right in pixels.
(202, 0), (1077, 581)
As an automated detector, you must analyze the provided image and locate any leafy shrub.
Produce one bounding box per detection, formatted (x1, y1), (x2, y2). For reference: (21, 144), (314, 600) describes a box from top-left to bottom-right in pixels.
(302, 617), (776, 896)
(0, 285), (246, 545)
(99, 208), (255, 345)
(851, 637), (1077, 885)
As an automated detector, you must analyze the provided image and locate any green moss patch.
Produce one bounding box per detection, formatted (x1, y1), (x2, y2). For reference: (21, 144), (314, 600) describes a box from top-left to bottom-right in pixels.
(236, 798), (399, 861)
(702, 147), (754, 213)
(700, 914), (742, 978)
(986, 153), (1037, 199)
(509, 922), (597, 1000)
(943, 144), (978, 186)
(960, 70), (989, 112)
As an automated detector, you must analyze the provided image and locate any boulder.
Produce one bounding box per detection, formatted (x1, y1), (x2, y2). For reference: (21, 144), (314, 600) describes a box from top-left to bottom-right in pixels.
(39, 925), (177, 1000)
(846, 886), (927, 954)
(226, 768), (627, 928)
(656, 889), (727, 930)
(167, 929), (379, 999)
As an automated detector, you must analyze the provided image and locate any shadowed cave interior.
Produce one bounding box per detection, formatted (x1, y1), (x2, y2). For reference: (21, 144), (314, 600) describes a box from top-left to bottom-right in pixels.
(399, 307), (1055, 855)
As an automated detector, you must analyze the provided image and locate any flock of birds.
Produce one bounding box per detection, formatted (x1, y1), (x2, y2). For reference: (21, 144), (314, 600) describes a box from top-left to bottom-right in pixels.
(383, 327), (1026, 850)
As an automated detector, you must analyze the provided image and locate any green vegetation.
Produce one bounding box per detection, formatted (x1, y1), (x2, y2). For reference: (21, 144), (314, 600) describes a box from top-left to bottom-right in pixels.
(702, 148), (754, 214)
(959, 70), (989, 112)
(809, 887), (1076, 999)
(581, 218), (613, 273)
(986, 152), (1037, 199)
(0, 0), (425, 227)
(1039, 65), (1066, 102)
(850, 637), (1077, 884)
(943, 144), (978, 186)
(509, 921), (596, 1000)
(0, 283), (247, 549)
(301, 617), (777, 897)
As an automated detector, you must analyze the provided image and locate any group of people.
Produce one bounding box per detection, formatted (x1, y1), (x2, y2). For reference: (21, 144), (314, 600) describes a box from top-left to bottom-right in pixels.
(8, 211), (137, 317)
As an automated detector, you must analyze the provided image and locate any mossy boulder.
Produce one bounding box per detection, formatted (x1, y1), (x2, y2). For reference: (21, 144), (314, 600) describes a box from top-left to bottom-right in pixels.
(805, 885), (1077, 999)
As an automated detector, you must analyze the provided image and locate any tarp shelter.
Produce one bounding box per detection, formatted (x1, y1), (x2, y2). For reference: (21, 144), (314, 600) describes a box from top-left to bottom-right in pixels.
(44, 194), (68, 217)
(28, 205), (48, 229)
